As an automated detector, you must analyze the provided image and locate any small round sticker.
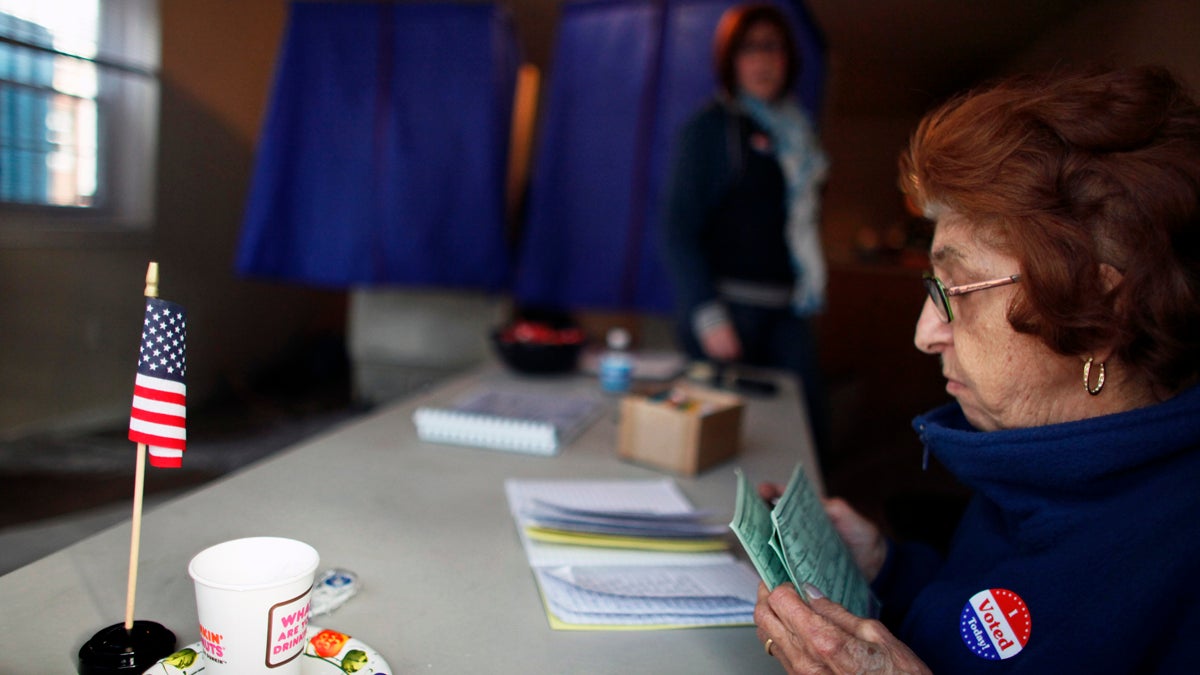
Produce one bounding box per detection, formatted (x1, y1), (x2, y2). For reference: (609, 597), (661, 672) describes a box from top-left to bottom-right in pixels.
(959, 588), (1031, 660)
(749, 133), (772, 153)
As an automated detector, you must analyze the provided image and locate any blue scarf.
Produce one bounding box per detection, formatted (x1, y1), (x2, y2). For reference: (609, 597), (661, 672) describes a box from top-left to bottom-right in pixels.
(739, 93), (829, 314)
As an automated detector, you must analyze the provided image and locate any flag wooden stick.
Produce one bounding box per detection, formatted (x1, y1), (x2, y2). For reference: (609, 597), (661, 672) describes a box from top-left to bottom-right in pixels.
(125, 261), (159, 632)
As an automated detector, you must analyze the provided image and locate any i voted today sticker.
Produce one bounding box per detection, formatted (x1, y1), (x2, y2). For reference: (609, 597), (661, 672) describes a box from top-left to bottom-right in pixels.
(959, 588), (1031, 660)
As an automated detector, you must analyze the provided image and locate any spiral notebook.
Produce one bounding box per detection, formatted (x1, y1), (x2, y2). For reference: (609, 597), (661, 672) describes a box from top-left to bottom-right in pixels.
(413, 386), (605, 455)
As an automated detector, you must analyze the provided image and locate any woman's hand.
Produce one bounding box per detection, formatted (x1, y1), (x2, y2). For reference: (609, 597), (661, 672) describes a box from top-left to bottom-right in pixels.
(755, 487), (887, 582)
(700, 322), (742, 361)
(824, 497), (888, 582)
(756, 582), (931, 675)
(757, 481), (786, 504)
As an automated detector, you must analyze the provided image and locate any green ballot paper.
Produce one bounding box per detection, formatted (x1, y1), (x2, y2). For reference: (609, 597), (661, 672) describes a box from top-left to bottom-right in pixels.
(729, 465), (878, 618)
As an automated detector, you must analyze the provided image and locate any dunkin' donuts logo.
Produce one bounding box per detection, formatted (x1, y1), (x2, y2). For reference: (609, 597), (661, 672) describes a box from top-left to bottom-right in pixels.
(198, 624), (225, 664)
(959, 588), (1031, 660)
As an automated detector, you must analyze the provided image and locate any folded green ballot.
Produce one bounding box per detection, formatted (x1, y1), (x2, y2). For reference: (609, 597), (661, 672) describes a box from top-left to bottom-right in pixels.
(729, 465), (878, 618)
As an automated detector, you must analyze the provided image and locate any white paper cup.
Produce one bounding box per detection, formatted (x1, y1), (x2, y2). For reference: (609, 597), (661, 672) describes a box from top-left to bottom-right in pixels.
(188, 537), (320, 674)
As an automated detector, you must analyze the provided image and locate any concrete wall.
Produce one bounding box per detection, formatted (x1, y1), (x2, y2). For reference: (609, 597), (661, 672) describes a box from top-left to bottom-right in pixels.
(1011, 0), (1199, 87)
(815, 0), (1200, 264)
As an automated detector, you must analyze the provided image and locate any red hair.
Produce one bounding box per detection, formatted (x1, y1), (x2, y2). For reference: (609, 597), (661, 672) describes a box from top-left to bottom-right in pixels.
(900, 66), (1200, 392)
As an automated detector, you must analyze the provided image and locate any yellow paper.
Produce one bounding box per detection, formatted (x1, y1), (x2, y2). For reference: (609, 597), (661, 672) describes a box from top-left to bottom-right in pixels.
(524, 526), (728, 552)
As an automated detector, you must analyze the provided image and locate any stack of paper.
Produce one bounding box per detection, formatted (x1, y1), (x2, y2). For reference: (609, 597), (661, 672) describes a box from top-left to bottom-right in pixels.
(729, 464), (878, 618)
(505, 479), (761, 629)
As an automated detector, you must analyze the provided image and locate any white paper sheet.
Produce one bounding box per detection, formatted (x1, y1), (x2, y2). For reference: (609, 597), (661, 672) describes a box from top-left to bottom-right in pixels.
(542, 563), (760, 603)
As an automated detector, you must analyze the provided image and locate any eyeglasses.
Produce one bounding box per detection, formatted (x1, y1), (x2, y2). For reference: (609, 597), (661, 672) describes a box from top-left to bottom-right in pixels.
(922, 272), (1021, 322)
(738, 39), (785, 56)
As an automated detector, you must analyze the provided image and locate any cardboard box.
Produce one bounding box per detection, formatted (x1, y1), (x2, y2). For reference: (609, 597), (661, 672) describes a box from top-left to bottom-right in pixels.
(617, 383), (744, 475)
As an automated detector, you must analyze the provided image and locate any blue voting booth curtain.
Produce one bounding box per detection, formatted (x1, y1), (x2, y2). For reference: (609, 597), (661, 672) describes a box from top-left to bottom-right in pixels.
(514, 0), (825, 313)
(236, 2), (519, 290)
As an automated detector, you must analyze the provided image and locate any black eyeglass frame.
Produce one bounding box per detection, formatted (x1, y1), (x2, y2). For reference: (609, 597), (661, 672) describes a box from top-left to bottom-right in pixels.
(922, 272), (1021, 322)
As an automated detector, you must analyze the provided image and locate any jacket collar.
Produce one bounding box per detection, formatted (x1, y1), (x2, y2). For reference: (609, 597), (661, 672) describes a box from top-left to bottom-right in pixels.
(913, 384), (1200, 499)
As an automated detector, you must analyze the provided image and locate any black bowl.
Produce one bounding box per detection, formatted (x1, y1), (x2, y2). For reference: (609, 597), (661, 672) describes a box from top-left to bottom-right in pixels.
(491, 330), (583, 374)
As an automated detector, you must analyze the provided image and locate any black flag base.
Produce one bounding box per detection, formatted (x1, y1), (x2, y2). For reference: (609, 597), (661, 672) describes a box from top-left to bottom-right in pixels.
(79, 621), (176, 674)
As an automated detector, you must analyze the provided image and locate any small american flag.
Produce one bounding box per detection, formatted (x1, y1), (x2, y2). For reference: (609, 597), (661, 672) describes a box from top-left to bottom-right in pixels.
(128, 297), (187, 468)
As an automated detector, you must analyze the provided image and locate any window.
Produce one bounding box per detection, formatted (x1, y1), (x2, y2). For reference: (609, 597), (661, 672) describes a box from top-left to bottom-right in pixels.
(0, 0), (158, 239)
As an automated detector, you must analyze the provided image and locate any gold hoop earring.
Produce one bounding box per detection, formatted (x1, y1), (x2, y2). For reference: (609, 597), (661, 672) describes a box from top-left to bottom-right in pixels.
(1083, 357), (1105, 396)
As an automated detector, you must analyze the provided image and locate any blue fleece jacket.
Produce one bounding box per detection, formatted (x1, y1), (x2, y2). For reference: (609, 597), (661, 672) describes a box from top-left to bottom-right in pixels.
(873, 384), (1200, 673)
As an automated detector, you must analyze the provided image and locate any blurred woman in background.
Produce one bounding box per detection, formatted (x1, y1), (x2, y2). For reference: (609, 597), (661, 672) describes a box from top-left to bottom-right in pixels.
(661, 2), (830, 455)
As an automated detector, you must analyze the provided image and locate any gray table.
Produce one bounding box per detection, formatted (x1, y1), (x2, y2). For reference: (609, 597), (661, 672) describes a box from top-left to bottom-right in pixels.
(0, 365), (818, 673)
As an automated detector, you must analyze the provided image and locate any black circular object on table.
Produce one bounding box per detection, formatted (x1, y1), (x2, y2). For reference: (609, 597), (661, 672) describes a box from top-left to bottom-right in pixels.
(78, 621), (176, 674)
(491, 329), (583, 374)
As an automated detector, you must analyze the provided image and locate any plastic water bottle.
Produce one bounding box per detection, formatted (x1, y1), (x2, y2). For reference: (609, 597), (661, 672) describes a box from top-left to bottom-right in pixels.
(598, 327), (633, 394)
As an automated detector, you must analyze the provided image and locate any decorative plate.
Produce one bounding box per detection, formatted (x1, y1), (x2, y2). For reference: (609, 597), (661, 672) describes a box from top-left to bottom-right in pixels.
(143, 625), (391, 674)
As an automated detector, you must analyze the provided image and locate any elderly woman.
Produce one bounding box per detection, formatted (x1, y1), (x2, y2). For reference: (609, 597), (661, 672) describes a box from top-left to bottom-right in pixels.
(755, 66), (1200, 672)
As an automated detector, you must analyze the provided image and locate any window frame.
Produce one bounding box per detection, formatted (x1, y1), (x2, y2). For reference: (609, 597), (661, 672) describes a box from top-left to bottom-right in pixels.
(0, 0), (159, 247)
